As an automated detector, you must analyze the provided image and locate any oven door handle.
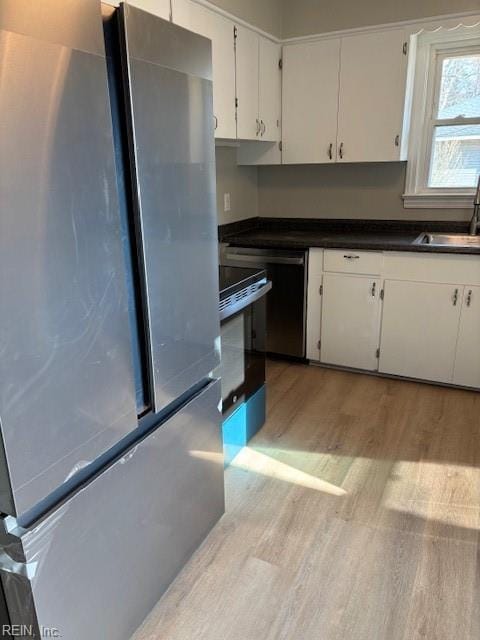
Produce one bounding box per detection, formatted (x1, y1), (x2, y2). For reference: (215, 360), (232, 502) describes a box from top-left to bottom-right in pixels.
(220, 281), (272, 322)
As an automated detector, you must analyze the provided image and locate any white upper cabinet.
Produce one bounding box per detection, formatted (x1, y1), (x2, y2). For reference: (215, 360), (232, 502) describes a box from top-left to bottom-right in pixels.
(237, 35), (282, 164)
(128, 0), (171, 19)
(173, 0), (236, 139)
(236, 34), (282, 164)
(282, 39), (340, 164)
(453, 286), (480, 389)
(336, 29), (408, 163)
(235, 25), (260, 140)
(258, 37), (282, 143)
(282, 29), (408, 164)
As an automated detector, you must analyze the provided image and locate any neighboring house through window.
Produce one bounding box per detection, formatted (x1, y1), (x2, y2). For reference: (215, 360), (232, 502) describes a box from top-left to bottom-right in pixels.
(404, 21), (480, 208)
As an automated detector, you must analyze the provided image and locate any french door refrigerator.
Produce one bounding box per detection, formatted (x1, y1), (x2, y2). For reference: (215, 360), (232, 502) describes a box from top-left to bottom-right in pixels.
(0, 1), (224, 637)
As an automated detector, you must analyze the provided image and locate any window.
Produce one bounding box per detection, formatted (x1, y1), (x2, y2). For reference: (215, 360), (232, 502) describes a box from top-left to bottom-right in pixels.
(404, 25), (480, 208)
(429, 52), (480, 188)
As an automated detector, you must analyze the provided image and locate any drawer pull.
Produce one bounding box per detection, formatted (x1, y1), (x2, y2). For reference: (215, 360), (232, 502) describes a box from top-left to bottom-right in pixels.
(344, 254), (360, 260)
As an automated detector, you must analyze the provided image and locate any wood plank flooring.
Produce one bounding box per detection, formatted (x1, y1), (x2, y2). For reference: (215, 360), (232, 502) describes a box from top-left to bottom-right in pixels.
(133, 361), (480, 640)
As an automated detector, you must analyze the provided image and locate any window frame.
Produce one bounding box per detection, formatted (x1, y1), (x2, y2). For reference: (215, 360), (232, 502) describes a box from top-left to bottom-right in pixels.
(404, 27), (480, 208)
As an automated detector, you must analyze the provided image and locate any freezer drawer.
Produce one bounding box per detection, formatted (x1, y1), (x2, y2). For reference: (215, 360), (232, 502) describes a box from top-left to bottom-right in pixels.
(0, 0), (137, 517)
(119, 5), (221, 413)
(0, 381), (224, 639)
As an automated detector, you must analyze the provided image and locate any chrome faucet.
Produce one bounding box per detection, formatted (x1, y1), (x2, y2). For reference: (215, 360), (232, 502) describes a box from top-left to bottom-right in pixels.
(470, 174), (480, 236)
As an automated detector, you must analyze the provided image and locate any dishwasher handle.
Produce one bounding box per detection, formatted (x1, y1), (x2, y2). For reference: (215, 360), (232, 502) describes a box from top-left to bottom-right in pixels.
(225, 252), (305, 266)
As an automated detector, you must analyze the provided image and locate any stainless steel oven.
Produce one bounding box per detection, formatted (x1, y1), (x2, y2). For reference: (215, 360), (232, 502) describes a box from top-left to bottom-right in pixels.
(219, 267), (271, 417)
(223, 247), (307, 359)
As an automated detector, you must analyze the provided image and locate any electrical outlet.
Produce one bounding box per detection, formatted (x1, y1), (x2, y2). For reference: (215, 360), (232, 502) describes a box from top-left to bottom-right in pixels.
(224, 193), (231, 212)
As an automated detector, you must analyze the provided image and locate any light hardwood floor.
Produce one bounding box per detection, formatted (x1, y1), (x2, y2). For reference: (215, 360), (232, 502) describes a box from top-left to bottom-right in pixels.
(133, 361), (480, 640)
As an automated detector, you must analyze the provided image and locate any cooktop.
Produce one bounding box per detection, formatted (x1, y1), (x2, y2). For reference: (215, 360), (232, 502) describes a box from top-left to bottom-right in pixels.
(219, 266), (266, 301)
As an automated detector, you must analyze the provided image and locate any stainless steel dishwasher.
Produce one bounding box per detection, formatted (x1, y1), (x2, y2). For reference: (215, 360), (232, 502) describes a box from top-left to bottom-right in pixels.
(223, 247), (307, 359)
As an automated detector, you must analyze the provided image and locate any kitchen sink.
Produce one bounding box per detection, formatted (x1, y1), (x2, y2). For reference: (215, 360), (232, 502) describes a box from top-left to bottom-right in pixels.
(413, 232), (480, 248)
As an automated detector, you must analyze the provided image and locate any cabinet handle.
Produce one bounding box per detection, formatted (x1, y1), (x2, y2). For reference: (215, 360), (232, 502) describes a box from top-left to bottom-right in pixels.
(452, 288), (459, 306)
(466, 289), (473, 307)
(261, 120), (266, 136)
(343, 254), (360, 260)
(256, 119), (260, 136)
(213, 115), (218, 131)
(395, 134), (400, 147)
(328, 143), (333, 160)
(339, 142), (344, 159)
(371, 282), (377, 297)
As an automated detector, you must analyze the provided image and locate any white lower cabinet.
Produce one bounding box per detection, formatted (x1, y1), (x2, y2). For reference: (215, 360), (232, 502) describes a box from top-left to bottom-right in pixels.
(306, 250), (479, 389)
(453, 286), (480, 388)
(306, 275), (323, 360)
(306, 249), (324, 361)
(320, 273), (382, 371)
(379, 280), (462, 384)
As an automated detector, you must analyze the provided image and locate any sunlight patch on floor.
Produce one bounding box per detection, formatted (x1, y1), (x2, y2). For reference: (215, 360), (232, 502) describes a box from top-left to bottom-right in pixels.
(190, 446), (350, 494)
(382, 460), (480, 530)
(231, 448), (347, 495)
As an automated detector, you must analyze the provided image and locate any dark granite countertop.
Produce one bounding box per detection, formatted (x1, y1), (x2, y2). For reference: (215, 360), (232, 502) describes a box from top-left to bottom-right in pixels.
(219, 217), (480, 255)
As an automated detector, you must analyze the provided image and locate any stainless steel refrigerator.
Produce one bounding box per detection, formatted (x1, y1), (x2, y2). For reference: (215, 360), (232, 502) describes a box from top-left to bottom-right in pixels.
(0, 1), (224, 637)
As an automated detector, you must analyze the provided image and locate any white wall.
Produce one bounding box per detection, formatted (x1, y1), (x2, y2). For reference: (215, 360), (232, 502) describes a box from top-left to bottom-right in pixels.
(258, 163), (471, 221)
(281, 0), (480, 38)
(215, 147), (258, 225)
(208, 0), (283, 37)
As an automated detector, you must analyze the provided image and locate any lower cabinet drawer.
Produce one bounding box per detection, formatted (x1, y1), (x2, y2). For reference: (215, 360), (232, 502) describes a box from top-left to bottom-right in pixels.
(324, 249), (384, 275)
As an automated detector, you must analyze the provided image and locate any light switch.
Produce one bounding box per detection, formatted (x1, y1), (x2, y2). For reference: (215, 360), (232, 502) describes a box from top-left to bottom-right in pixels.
(224, 193), (231, 212)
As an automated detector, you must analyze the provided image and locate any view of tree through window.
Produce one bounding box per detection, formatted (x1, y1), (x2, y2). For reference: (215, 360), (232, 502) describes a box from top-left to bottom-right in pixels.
(428, 53), (480, 188)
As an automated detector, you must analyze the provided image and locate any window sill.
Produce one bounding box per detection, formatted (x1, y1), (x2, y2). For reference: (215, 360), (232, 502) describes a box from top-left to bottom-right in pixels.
(403, 193), (475, 209)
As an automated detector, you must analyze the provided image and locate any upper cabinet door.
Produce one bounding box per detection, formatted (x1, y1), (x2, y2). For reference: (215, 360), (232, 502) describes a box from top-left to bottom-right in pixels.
(258, 37), (281, 143)
(453, 286), (480, 389)
(282, 39), (341, 164)
(173, 0), (236, 139)
(337, 29), (407, 163)
(236, 25), (260, 140)
(128, 0), (171, 20)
